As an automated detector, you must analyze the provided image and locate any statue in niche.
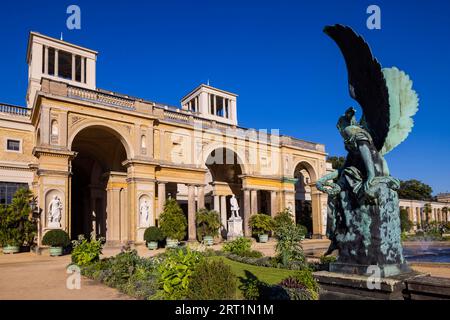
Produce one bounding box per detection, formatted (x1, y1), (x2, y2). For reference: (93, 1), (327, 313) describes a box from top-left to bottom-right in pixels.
(230, 195), (240, 218)
(316, 25), (419, 276)
(48, 195), (63, 228)
(139, 198), (151, 227)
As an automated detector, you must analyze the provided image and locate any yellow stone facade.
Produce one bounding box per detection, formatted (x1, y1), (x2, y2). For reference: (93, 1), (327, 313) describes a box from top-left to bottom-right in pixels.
(0, 32), (329, 246)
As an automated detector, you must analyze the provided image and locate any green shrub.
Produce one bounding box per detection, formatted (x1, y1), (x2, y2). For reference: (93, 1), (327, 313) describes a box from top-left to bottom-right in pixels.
(0, 188), (36, 247)
(159, 199), (187, 241)
(71, 235), (104, 266)
(187, 259), (237, 299)
(320, 255), (337, 264)
(275, 222), (306, 268)
(42, 229), (70, 247)
(273, 208), (295, 233)
(196, 208), (221, 240)
(400, 208), (414, 232)
(297, 224), (308, 238)
(144, 226), (164, 243)
(240, 276), (262, 300)
(156, 247), (203, 300)
(222, 237), (252, 255)
(249, 214), (274, 236)
(278, 277), (314, 300)
(292, 268), (319, 300)
(239, 250), (264, 258)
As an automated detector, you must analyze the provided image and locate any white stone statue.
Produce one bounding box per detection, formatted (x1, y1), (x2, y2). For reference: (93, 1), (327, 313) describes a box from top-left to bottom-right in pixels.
(230, 194), (240, 218)
(139, 199), (150, 227)
(48, 195), (62, 228)
(227, 194), (243, 240)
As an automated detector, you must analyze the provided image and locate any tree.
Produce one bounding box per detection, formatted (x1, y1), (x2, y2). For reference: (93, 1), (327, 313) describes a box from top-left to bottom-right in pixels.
(400, 208), (413, 232)
(159, 199), (187, 241)
(327, 156), (346, 170)
(398, 179), (433, 201)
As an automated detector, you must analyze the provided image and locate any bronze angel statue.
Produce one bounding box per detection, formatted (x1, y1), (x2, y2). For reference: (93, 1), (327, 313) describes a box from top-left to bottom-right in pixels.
(316, 25), (419, 275)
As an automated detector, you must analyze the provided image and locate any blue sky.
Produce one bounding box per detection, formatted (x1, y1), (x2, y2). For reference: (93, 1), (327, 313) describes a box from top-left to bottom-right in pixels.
(0, 0), (449, 194)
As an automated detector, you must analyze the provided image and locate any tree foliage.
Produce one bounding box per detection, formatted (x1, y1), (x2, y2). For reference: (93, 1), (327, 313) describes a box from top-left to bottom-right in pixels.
(159, 199), (187, 241)
(398, 179), (433, 201)
(195, 208), (221, 240)
(327, 156), (346, 170)
(399, 208), (413, 232)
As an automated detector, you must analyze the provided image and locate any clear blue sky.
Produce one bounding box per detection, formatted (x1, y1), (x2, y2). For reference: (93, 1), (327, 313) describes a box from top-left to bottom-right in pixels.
(0, 1), (449, 194)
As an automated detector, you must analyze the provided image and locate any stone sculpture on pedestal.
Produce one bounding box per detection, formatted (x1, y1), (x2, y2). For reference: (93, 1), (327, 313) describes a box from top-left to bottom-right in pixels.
(316, 25), (419, 277)
(227, 194), (243, 240)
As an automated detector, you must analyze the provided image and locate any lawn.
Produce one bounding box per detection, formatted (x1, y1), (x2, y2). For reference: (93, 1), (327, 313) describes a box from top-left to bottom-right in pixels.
(208, 256), (297, 299)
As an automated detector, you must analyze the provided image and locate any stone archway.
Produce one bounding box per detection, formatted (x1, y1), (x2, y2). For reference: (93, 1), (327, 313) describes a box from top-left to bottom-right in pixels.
(293, 160), (323, 238)
(70, 125), (129, 243)
(204, 147), (244, 237)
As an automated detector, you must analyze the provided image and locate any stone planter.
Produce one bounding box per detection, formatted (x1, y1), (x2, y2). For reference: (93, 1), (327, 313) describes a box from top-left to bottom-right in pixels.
(258, 234), (269, 243)
(166, 238), (178, 248)
(147, 241), (158, 250)
(49, 246), (63, 256)
(3, 245), (20, 254)
(203, 235), (214, 246)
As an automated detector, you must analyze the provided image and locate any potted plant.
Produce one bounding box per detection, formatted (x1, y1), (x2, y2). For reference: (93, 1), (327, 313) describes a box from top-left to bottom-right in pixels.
(0, 188), (36, 254)
(144, 226), (164, 250)
(42, 229), (70, 256)
(159, 199), (187, 248)
(196, 208), (220, 246)
(249, 213), (274, 243)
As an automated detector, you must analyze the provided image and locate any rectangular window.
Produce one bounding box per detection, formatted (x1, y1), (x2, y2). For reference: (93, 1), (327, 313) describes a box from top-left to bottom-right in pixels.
(48, 48), (55, 76)
(210, 94), (214, 114)
(75, 55), (82, 82)
(58, 50), (72, 80)
(0, 183), (28, 205)
(42, 46), (45, 74)
(216, 96), (224, 117)
(6, 139), (20, 151)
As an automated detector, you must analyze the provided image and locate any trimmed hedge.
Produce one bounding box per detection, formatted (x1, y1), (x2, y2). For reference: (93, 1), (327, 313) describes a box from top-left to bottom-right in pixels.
(42, 229), (70, 247)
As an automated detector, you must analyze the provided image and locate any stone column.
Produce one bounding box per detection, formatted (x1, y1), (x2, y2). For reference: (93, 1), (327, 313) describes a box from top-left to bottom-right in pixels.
(54, 49), (59, 77)
(311, 187), (323, 239)
(157, 181), (166, 222)
(188, 184), (196, 241)
(44, 46), (49, 74)
(250, 189), (258, 214)
(81, 57), (85, 83)
(214, 194), (220, 213)
(197, 185), (205, 210)
(220, 195), (227, 229)
(270, 191), (278, 218)
(243, 189), (251, 236)
(71, 54), (76, 81)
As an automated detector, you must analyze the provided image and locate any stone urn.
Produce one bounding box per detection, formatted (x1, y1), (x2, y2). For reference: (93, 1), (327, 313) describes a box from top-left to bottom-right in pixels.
(258, 234), (269, 243)
(49, 246), (63, 256)
(147, 241), (158, 250)
(166, 238), (179, 248)
(3, 245), (20, 254)
(203, 236), (214, 246)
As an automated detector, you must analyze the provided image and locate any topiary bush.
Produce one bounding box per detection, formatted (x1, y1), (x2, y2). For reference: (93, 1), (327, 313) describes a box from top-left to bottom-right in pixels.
(187, 259), (237, 300)
(42, 229), (70, 247)
(196, 208), (221, 241)
(249, 213), (274, 236)
(144, 226), (164, 243)
(71, 235), (105, 266)
(159, 199), (187, 241)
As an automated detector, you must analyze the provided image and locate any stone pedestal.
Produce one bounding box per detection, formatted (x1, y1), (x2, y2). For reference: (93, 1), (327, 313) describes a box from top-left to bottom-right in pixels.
(314, 270), (425, 300)
(227, 216), (243, 240)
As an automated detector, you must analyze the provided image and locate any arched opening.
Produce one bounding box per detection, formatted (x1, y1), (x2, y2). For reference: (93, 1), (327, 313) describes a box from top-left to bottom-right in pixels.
(205, 148), (243, 237)
(70, 126), (128, 241)
(294, 162), (316, 237)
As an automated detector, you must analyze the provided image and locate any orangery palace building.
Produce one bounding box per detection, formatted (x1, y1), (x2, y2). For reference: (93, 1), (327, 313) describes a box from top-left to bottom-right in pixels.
(0, 33), (446, 247)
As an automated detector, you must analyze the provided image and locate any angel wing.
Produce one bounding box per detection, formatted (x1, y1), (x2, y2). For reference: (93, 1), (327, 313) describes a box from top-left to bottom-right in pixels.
(324, 24), (390, 151)
(380, 67), (419, 155)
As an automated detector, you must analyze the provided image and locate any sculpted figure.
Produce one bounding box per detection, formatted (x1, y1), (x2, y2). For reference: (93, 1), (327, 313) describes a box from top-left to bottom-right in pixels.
(48, 195), (62, 228)
(140, 199), (150, 227)
(230, 195), (240, 218)
(316, 25), (419, 274)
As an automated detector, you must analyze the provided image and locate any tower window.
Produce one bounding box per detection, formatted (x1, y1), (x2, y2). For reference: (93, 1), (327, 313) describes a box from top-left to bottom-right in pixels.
(58, 50), (72, 80)
(48, 48), (55, 76)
